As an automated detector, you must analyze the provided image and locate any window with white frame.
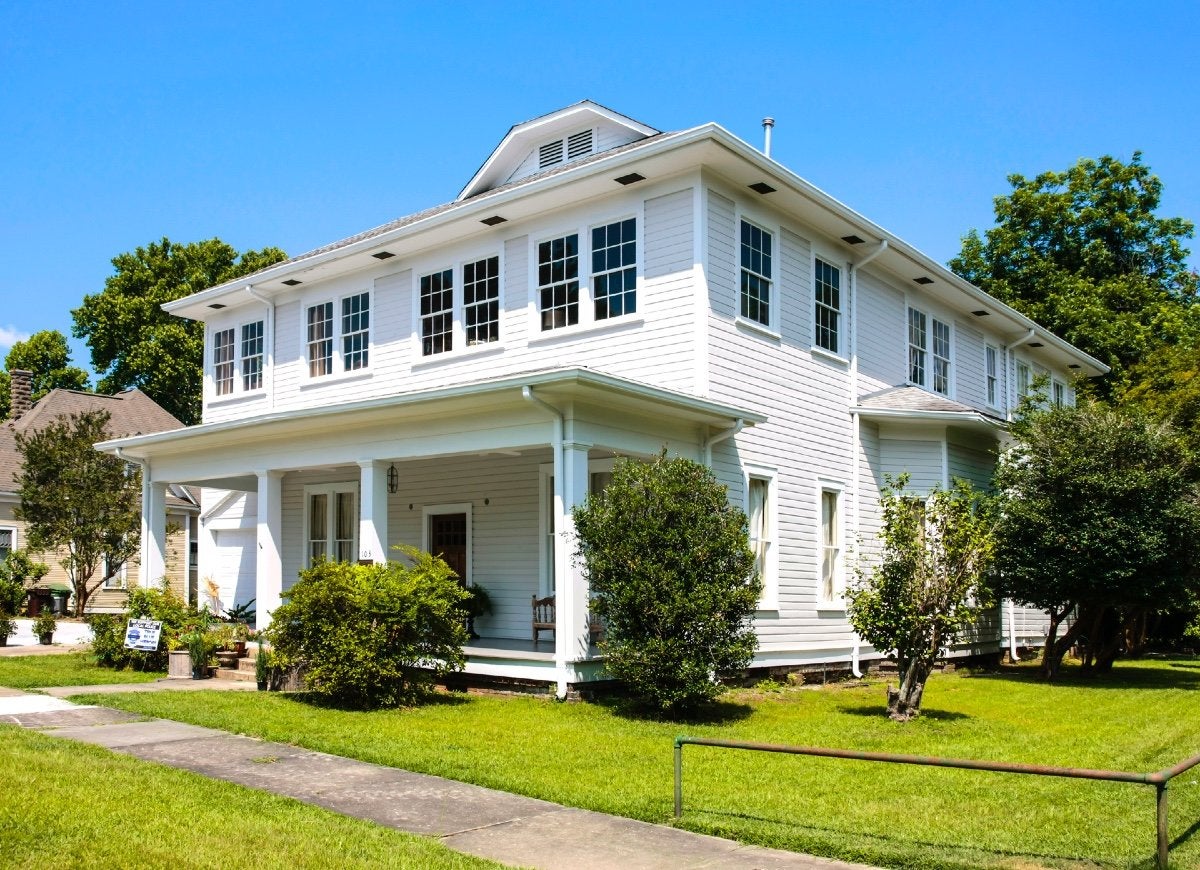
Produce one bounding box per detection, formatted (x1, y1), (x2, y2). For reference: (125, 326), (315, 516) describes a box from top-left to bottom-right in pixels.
(241, 321), (264, 391)
(747, 472), (777, 607)
(740, 220), (773, 327)
(592, 218), (637, 320)
(305, 484), (358, 566)
(985, 344), (999, 408)
(307, 302), (334, 377)
(212, 328), (235, 396)
(820, 487), (842, 602)
(538, 233), (580, 331)
(420, 269), (454, 355)
(0, 527), (14, 562)
(341, 292), (370, 370)
(814, 258), (841, 353)
(464, 256), (500, 346)
(908, 307), (951, 396)
(102, 553), (128, 590)
(1016, 360), (1031, 397)
(1053, 379), (1066, 407)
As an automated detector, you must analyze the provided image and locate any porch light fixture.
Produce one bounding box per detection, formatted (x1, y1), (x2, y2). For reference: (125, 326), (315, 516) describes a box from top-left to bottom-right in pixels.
(841, 234), (865, 245)
(387, 463), (398, 494)
(971, 310), (989, 317)
(748, 181), (776, 195)
(480, 215), (507, 226)
(614, 172), (645, 185)
(282, 279), (303, 286)
(913, 276), (934, 285)
(371, 251), (395, 260)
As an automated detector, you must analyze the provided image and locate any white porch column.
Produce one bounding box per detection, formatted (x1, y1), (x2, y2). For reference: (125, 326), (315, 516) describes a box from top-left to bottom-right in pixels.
(140, 479), (168, 587)
(358, 460), (390, 564)
(555, 440), (592, 668)
(256, 470), (284, 628)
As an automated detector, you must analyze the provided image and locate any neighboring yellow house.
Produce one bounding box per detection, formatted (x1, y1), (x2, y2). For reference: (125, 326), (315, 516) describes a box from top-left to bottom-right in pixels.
(0, 371), (198, 612)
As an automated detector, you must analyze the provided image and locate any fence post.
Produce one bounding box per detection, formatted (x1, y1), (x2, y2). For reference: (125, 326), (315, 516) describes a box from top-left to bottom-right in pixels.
(674, 737), (683, 818)
(1156, 782), (1169, 869)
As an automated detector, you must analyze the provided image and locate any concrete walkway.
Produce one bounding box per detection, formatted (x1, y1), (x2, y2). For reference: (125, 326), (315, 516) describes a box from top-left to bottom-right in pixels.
(0, 688), (874, 870)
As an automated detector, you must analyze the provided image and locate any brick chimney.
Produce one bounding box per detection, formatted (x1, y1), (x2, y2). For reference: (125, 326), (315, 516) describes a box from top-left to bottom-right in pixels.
(10, 369), (32, 420)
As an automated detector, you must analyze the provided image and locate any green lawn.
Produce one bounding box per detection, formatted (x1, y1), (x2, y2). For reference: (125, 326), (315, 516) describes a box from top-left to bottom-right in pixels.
(0, 726), (502, 869)
(74, 659), (1200, 870)
(0, 652), (164, 688)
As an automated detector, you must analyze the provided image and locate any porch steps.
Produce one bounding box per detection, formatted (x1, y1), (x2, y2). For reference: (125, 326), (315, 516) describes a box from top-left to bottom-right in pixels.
(213, 653), (257, 683)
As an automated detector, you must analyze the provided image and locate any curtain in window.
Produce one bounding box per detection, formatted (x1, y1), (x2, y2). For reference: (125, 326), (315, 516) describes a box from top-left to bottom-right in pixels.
(308, 493), (327, 565)
(335, 491), (356, 562)
(748, 479), (769, 583)
(821, 490), (839, 601)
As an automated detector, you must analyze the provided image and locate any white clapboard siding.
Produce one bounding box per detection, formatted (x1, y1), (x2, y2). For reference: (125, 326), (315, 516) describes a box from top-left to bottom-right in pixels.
(954, 319), (987, 411)
(878, 438), (943, 491)
(855, 271), (907, 394)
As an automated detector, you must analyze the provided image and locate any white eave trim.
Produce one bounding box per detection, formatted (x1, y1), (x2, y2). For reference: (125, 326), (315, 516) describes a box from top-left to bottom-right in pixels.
(851, 405), (1007, 432)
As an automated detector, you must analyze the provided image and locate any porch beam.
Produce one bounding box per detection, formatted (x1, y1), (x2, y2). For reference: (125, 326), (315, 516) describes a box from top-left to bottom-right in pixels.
(256, 470), (284, 628)
(358, 460), (390, 564)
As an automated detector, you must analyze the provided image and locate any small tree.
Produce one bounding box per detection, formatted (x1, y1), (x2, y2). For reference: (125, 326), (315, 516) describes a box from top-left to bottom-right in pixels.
(266, 546), (469, 709)
(572, 453), (759, 716)
(847, 474), (995, 721)
(14, 410), (141, 616)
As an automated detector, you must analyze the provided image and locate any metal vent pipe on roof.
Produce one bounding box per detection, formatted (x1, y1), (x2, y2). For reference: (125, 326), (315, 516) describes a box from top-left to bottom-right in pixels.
(762, 117), (775, 157)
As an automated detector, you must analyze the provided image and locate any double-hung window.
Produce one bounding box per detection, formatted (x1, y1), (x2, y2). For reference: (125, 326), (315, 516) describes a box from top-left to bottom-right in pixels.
(740, 220), (773, 327)
(0, 527), (14, 562)
(1053, 379), (1066, 407)
(212, 328), (235, 396)
(342, 292), (370, 370)
(421, 269), (454, 355)
(241, 321), (264, 391)
(1016, 361), (1031, 397)
(538, 234), (580, 331)
(814, 258), (841, 353)
(592, 218), (637, 320)
(985, 344), (999, 408)
(307, 302), (334, 377)
(746, 470), (777, 608)
(908, 307), (951, 396)
(464, 256), (500, 346)
(820, 488), (841, 602)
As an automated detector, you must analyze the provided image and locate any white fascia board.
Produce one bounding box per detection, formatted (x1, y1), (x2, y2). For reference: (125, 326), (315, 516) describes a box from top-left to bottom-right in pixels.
(851, 405), (1007, 433)
(95, 366), (765, 457)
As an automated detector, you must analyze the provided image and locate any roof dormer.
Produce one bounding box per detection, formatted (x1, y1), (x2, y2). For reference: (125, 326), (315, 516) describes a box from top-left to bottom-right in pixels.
(457, 100), (659, 201)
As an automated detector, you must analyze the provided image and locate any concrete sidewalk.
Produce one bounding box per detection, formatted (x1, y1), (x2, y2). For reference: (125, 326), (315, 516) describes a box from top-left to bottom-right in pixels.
(0, 690), (874, 870)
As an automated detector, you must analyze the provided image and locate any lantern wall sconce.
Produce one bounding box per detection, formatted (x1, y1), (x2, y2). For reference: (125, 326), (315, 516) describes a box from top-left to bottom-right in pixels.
(386, 463), (398, 494)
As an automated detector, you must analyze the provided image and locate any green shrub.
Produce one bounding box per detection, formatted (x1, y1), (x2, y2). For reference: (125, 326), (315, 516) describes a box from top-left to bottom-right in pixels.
(573, 453), (760, 716)
(88, 581), (198, 671)
(266, 545), (470, 709)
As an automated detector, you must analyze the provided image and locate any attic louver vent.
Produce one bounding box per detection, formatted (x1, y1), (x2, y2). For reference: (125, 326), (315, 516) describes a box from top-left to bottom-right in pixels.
(567, 129), (593, 159)
(539, 140), (565, 168)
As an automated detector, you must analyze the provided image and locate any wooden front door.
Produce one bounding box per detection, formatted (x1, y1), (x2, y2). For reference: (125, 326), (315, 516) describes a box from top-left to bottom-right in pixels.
(430, 513), (468, 582)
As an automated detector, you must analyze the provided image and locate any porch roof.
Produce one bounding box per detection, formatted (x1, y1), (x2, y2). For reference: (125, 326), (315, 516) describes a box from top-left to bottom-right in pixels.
(95, 367), (765, 462)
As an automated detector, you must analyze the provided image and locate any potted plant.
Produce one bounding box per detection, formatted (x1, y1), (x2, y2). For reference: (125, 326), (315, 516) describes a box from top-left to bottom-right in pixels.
(33, 610), (57, 645)
(255, 641), (272, 691)
(179, 622), (219, 679)
(463, 583), (492, 639)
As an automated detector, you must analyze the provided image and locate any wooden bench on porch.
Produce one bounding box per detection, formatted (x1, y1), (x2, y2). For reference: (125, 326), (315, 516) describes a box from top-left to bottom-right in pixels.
(532, 595), (603, 645)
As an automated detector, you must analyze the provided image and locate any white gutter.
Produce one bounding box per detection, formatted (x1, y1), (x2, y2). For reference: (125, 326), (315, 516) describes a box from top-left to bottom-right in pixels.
(702, 419), (744, 467)
(521, 385), (569, 701)
(246, 285), (275, 412)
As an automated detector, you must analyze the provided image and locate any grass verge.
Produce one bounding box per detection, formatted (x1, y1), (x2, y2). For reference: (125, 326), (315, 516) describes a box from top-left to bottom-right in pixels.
(0, 726), (501, 869)
(77, 658), (1200, 869)
(0, 652), (164, 688)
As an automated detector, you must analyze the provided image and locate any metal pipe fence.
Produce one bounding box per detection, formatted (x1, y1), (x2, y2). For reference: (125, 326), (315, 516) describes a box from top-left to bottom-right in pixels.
(673, 736), (1200, 869)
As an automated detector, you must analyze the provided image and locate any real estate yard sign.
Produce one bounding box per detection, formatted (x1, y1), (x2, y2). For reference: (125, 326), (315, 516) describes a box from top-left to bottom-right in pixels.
(123, 618), (162, 652)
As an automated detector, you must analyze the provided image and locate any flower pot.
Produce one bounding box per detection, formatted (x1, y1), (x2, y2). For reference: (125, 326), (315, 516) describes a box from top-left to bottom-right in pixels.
(38, 633), (53, 645)
(167, 650), (191, 678)
(191, 665), (209, 680)
(232, 640), (247, 656)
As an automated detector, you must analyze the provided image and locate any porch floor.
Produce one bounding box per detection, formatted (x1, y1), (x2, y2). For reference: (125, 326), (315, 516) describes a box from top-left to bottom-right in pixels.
(463, 636), (602, 662)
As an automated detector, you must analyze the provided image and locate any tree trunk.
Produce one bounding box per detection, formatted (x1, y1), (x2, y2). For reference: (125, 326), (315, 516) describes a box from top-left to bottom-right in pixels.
(887, 658), (932, 721)
(1124, 609), (1150, 658)
(1040, 606), (1081, 680)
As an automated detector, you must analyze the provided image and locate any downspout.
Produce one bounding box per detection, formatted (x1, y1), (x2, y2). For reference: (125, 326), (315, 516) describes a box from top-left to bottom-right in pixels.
(702, 419), (744, 468)
(246, 285), (275, 412)
(847, 240), (886, 680)
(521, 386), (568, 700)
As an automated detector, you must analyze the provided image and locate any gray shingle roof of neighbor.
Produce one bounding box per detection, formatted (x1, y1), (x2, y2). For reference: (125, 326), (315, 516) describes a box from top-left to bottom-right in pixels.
(857, 385), (1005, 421)
(0, 388), (184, 494)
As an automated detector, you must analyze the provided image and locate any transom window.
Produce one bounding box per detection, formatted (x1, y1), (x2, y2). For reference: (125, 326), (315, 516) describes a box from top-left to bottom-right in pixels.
(464, 256), (500, 346)
(538, 234), (580, 331)
(592, 218), (637, 320)
(985, 344), (999, 408)
(307, 302), (334, 377)
(908, 307), (951, 396)
(212, 328), (235, 396)
(740, 220), (773, 327)
(241, 321), (264, 391)
(421, 269), (454, 355)
(814, 258), (841, 353)
(341, 292), (370, 371)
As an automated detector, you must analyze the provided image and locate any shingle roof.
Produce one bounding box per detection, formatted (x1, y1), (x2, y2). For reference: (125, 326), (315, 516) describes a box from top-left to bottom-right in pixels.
(857, 385), (1004, 421)
(0, 388), (183, 493)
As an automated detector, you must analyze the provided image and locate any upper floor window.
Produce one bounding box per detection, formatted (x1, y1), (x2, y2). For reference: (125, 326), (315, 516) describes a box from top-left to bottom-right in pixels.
(740, 220), (773, 327)
(464, 256), (500, 346)
(814, 258), (841, 353)
(342, 292), (370, 370)
(421, 269), (454, 356)
(592, 219), (637, 320)
(241, 321), (264, 391)
(213, 328), (235, 396)
(307, 302), (334, 377)
(1016, 361), (1031, 397)
(985, 344), (999, 408)
(908, 307), (951, 396)
(1053, 379), (1066, 407)
(539, 234), (580, 331)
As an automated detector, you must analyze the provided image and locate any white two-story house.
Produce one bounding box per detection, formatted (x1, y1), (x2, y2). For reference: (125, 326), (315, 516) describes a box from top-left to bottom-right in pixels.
(100, 102), (1105, 694)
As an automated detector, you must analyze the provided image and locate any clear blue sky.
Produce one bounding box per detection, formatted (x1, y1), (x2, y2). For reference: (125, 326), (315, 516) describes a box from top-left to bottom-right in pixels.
(2, 0), (1196, 372)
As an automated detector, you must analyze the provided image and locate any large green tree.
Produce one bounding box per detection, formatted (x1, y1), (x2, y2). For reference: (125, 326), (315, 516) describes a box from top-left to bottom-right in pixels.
(992, 400), (1200, 678)
(15, 410), (142, 617)
(0, 330), (90, 419)
(71, 238), (286, 425)
(950, 153), (1198, 397)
